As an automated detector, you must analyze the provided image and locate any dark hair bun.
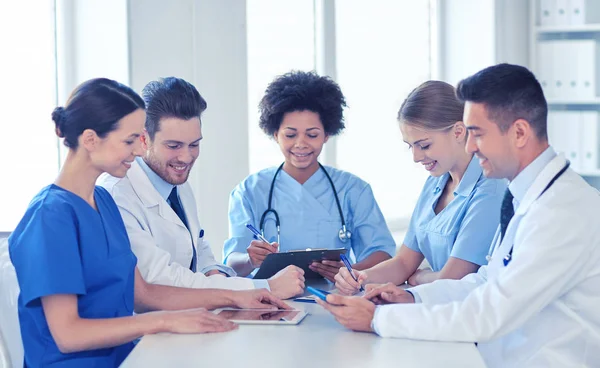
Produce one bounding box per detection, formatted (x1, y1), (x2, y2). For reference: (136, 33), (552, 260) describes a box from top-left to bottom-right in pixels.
(52, 106), (66, 138)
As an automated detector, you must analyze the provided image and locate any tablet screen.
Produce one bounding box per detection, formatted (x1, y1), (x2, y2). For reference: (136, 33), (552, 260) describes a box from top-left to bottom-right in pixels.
(217, 309), (302, 322)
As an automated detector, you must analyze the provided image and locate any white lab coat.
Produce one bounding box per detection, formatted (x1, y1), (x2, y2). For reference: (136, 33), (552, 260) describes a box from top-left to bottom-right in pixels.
(373, 154), (600, 367)
(98, 161), (255, 290)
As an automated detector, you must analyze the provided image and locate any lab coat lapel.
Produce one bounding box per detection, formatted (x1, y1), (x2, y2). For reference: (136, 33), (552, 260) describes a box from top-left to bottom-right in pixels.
(127, 161), (187, 230)
(514, 154), (568, 217)
(487, 154), (569, 279)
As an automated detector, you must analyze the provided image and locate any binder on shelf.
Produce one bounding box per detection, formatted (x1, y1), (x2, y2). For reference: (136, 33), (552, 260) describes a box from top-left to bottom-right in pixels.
(554, 0), (570, 26)
(540, 0), (556, 26)
(537, 42), (555, 98)
(568, 0), (600, 26)
(573, 40), (599, 100)
(552, 41), (570, 100)
(548, 111), (582, 171)
(580, 111), (600, 172)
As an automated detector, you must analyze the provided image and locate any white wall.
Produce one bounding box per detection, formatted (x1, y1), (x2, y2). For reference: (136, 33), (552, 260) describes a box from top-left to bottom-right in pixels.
(60, 0), (530, 262)
(438, 0), (529, 84)
(56, 0), (129, 103)
(128, 0), (249, 260)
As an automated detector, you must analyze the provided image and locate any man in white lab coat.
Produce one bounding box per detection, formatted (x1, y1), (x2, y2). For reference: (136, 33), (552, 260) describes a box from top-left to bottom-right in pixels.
(318, 64), (600, 367)
(99, 77), (304, 298)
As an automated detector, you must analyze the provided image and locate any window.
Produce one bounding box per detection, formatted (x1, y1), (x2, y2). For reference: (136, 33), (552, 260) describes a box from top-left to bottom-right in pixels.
(246, 1), (435, 234)
(246, 0), (316, 173)
(0, 1), (59, 231)
(334, 0), (433, 231)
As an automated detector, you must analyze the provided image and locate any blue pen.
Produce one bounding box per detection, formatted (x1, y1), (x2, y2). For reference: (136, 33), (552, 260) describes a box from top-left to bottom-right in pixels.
(245, 224), (270, 244)
(340, 254), (365, 292)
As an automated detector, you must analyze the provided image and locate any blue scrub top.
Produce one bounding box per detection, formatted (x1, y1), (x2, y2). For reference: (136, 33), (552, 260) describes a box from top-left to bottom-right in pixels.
(404, 156), (506, 271)
(9, 185), (137, 367)
(223, 165), (396, 266)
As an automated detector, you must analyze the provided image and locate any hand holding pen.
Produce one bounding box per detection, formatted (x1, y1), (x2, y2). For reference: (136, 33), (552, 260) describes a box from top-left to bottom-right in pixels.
(335, 254), (367, 295)
(246, 224), (279, 267)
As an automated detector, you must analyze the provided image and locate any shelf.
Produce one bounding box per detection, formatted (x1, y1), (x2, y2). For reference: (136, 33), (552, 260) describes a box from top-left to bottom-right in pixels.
(536, 24), (600, 33)
(547, 99), (600, 106)
(578, 170), (600, 177)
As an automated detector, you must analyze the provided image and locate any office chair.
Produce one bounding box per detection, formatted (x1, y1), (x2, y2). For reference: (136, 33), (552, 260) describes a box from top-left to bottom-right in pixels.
(0, 238), (23, 368)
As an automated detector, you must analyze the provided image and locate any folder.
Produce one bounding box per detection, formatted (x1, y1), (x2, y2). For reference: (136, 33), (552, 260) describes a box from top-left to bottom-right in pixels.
(555, 0), (570, 26)
(580, 111), (600, 172)
(549, 111), (582, 171)
(565, 111), (582, 171)
(573, 40), (599, 100)
(537, 42), (555, 99)
(552, 41), (569, 100)
(540, 0), (556, 26)
(568, 0), (600, 25)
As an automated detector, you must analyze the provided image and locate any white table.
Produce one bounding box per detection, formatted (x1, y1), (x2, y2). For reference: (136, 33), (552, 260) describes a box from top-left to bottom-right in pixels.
(121, 300), (486, 368)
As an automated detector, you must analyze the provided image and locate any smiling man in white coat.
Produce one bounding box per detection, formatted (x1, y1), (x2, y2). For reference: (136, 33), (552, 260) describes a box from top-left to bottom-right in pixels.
(318, 64), (600, 367)
(98, 77), (304, 299)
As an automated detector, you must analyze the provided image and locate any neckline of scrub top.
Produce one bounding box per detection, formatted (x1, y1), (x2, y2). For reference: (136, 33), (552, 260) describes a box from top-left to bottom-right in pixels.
(453, 155), (484, 197)
(279, 163), (328, 189)
(430, 156), (483, 216)
(49, 184), (104, 215)
(432, 155), (482, 197)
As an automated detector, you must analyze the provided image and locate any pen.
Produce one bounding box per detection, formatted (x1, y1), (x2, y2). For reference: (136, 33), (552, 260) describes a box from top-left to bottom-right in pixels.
(245, 224), (270, 244)
(340, 253), (365, 292)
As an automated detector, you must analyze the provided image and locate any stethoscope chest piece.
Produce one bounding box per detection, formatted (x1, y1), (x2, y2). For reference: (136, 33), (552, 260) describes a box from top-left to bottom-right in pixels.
(338, 225), (352, 242)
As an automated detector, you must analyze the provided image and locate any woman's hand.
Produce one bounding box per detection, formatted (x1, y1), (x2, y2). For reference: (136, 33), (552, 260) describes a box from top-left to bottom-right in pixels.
(158, 308), (238, 334)
(310, 260), (344, 282)
(247, 240), (279, 267)
(334, 267), (368, 295)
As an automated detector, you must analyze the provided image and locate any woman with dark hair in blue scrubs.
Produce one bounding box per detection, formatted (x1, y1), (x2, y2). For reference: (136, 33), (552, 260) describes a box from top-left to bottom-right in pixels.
(8, 78), (287, 367)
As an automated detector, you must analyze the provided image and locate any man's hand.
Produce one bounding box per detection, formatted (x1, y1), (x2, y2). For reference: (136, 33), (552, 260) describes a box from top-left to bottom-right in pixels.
(363, 283), (415, 305)
(309, 260), (344, 282)
(231, 289), (291, 310)
(205, 269), (223, 276)
(267, 265), (305, 299)
(334, 267), (368, 295)
(247, 240), (279, 268)
(316, 294), (376, 332)
(158, 308), (238, 334)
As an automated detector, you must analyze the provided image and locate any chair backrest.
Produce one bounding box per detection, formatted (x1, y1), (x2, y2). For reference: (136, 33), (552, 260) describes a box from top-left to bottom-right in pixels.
(0, 238), (23, 368)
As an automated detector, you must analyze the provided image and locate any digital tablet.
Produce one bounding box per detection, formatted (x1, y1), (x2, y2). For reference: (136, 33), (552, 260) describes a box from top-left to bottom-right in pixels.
(215, 308), (307, 325)
(253, 248), (347, 280)
(294, 287), (331, 303)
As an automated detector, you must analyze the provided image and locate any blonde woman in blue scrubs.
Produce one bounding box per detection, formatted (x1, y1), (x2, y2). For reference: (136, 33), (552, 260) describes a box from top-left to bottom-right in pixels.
(335, 81), (506, 295)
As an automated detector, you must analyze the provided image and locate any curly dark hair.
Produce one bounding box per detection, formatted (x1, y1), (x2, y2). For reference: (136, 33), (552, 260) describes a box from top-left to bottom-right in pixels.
(258, 71), (347, 137)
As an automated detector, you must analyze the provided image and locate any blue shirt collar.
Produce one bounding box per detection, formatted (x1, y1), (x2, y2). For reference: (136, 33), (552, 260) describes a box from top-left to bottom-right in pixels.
(433, 155), (482, 197)
(136, 157), (175, 201)
(508, 146), (556, 205)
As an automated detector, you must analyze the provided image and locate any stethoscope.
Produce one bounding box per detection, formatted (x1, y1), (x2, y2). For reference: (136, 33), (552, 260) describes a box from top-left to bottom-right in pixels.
(489, 161), (570, 267)
(259, 162), (351, 244)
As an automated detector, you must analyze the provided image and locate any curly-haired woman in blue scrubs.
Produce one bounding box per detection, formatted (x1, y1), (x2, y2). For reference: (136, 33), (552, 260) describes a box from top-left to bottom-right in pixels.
(8, 78), (286, 367)
(335, 81), (506, 295)
(223, 71), (395, 282)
